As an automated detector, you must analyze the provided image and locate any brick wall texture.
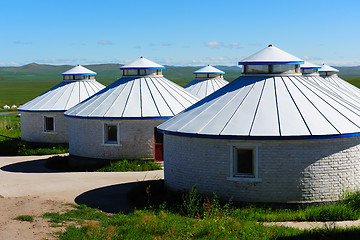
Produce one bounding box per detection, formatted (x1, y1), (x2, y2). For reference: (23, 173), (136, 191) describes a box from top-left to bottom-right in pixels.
(164, 134), (360, 203)
(21, 111), (68, 143)
(68, 118), (166, 160)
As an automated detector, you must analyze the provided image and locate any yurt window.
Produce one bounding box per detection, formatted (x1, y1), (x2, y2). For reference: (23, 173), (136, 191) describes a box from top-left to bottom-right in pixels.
(228, 145), (260, 181)
(104, 123), (119, 145)
(44, 116), (55, 132)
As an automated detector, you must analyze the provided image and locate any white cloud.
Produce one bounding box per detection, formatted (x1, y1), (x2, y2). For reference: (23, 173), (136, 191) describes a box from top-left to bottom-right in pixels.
(97, 40), (113, 45)
(205, 41), (224, 47)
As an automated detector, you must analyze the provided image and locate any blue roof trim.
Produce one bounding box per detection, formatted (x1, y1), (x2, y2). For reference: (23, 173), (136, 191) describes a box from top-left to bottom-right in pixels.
(194, 72), (225, 75)
(157, 129), (360, 140)
(301, 67), (321, 69)
(62, 73), (97, 75)
(64, 114), (172, 120)
(238, 61), (304, 65)
(18, 109), (66, 113)
(319, 70), (340, 73)
(120, 67), (165, 70)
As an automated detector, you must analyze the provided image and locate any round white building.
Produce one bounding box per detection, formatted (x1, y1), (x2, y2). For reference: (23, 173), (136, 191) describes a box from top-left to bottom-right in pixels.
(158, 45), (360, 203)
(18, 65), (105, 143)
(65, 57), (199, 164)
(183, 65), (228, 99)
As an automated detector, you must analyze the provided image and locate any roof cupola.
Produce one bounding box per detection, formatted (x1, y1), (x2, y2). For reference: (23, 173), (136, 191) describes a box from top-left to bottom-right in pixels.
(300, 61), (321, 75)
(238, 44), (304, 75)
(62, 65), (97, 81)
(193, 65), (225, 79)
(319, 64), (339, 77)
(120, 56), (165, 77)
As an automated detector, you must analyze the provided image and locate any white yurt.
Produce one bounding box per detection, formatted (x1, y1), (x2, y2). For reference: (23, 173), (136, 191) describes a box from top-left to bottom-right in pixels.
(158, 45), (360, 203)
(11, 105), (17, 109)
(65, 57), (199, 164)
(319, 64), (360, 97)
(18, 65), (105, 143)
(183, 65), (228, 99)
(3, 105), (10, 109)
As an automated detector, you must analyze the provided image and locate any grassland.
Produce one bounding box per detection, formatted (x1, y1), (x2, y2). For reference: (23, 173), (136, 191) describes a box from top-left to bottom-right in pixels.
(42, 183), (360, 239)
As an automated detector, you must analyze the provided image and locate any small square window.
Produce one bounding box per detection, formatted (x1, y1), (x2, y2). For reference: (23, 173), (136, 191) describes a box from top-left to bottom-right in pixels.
(44, 116), (55, 132)
(234, 148), (253, 177)
(104, 124), (118, 144)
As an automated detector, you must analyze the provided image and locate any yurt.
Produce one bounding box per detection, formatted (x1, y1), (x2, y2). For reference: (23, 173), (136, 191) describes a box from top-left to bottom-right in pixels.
(18, 65), (105, 143)
(319, 64), (360, 97)
(183, 65), (228, 99)
(158, 45), (360, 203)
(65, 57), (199, 165)
(11, 105), (17, 109)
(3, 105), (10, 109)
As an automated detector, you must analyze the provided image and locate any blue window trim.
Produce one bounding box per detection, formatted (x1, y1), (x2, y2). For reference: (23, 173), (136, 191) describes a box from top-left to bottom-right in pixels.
(156, 129), (360, 140)
(238, 61), (304, 65)
(120, 67), (165, 70)
(318, 70), (340, 73)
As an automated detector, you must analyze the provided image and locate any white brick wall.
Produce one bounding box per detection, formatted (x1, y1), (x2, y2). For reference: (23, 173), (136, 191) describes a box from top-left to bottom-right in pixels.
(20, 112), (68, 143)
(164, 134), (360, 203)
(68, 118), (166, 160)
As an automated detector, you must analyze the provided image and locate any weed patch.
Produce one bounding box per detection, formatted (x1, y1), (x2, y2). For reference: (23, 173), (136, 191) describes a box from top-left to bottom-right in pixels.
(15, 215), (34, 222)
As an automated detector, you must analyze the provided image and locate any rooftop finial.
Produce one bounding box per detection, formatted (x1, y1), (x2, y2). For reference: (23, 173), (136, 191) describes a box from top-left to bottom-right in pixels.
(268, 44), (273, 47)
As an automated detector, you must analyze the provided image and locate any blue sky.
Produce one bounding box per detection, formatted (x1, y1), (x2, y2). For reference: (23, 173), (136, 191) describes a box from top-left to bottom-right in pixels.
(1, 0), (360, 66)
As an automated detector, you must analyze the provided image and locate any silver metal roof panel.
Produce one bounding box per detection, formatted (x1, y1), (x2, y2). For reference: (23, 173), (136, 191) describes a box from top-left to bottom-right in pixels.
(158, 75), (360, 138)
(183, 78), (229, 99)
(65, 76), (199, 119)
(18, 80), (105, 112)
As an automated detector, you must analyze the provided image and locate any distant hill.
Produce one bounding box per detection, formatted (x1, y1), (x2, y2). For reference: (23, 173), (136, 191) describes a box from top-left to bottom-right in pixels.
(0, 62), (359, 86)
(0, 63), (243, 86)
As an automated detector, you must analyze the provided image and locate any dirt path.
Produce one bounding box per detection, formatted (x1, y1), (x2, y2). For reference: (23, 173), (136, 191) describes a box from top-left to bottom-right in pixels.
(0, 154), (164, 239)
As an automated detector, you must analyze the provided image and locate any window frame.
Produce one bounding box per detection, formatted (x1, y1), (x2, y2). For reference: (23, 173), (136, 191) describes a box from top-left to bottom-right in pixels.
(43, 115), (56, 133)
(227, 143), (262, 182)
(102, 123), (121, 146)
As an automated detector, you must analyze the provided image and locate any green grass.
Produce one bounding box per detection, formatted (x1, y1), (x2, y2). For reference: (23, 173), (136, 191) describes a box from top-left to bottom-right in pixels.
(45, 155), (162, 172)
(96, 159), (162, 172)
(42, 187), (360, 240)
(15, 215), (34, 222)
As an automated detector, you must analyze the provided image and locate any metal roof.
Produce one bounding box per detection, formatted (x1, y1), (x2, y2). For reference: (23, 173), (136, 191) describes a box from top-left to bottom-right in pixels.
(193, 65), (225, 74)
(62, 65), (97, 75)
(184, 78), (229, 99)
(18, 80), (105, 112)
(158, 75), (360, 139)
(319, 64), (339, 73)
(301, 61), (321, 69)
(238, 44), (304, 65)
(322, 76), (360, 97)
(159, 46), (360, 139)
(120, 57), (165, 70)
(65, 76), (199, 119)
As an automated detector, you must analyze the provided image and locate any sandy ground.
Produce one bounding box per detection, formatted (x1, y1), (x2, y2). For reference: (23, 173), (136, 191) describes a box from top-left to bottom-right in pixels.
(0, 154), (164, 240)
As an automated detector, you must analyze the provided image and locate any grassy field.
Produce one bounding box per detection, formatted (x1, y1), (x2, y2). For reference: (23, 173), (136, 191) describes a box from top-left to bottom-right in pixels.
(41, 183), (360, 239)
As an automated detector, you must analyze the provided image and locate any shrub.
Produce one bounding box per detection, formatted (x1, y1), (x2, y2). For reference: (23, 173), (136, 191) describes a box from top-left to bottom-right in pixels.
(15, 215), (34, 222)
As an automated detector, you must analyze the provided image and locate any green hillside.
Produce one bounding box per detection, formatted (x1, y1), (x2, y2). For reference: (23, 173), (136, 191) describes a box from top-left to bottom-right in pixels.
(0, 63), (359, 107)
